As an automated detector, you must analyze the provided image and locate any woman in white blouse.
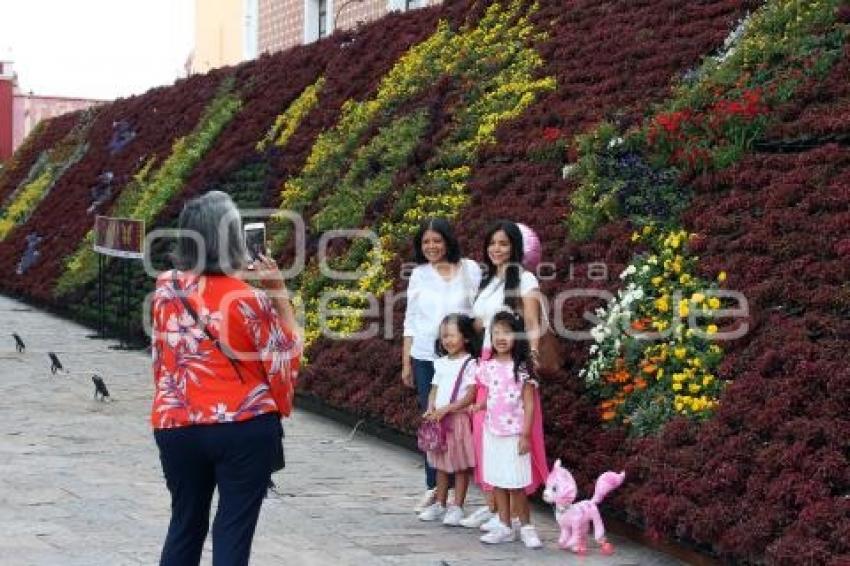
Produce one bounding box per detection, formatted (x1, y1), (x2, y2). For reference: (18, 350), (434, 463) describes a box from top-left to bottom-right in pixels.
(472, 221), (543, 356)
(402, 218), (481, 511)
(460, 220), (547, 531)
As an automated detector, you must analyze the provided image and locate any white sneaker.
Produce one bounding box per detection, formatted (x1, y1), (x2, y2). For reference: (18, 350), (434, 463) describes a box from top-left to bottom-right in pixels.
(520, 524), (543, 549)
(413, 488), (436, 513)
(480, 522), (515, 544)
(442, 505), (464, 526)
(418, 503), (446, 522)
(482, 516), (521, 532)
(479, 515), (503, 532)
(459, 506), (493, 528)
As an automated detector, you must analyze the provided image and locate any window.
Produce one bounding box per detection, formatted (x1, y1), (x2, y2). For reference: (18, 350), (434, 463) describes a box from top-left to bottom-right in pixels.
(318, 0), (327, 38)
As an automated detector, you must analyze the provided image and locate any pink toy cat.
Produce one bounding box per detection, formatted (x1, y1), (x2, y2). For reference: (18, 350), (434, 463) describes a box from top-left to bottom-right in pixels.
(542, 459), (625, 555)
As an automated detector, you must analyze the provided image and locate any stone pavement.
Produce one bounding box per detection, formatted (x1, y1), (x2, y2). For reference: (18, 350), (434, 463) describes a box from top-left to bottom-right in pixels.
(0, 294), (683, 565)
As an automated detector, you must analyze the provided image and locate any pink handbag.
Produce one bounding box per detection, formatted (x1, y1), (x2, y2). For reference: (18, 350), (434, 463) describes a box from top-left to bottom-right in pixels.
(416, 357), (473, 453)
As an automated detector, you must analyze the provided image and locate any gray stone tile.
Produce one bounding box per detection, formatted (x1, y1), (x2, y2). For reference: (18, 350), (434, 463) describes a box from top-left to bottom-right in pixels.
(0, 295), (684, 565)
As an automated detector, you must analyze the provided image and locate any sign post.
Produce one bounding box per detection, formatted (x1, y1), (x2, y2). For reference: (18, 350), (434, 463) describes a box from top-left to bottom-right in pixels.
(91, 216), (144, 348)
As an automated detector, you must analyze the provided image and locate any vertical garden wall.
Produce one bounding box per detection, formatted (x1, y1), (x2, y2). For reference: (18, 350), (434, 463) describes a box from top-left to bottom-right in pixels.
(0, 1), (848, 563)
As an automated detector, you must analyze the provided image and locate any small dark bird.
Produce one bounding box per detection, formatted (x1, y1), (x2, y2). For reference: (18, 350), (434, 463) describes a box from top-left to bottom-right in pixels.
(91, 374), (110, 401)
(12, 333), (25, 353)
(48, 352), (65, 375)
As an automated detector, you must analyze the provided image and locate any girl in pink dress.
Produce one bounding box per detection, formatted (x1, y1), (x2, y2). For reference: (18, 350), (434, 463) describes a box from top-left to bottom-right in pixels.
(418, 314), (480, 525)
(471, 311), (543, 548)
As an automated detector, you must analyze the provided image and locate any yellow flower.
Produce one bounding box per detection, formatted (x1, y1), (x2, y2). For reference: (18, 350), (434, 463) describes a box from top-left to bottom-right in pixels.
(652, 276), (663, 286)
(672, 373), (685, 382)
(656, 368), (664, 380)
(710, 345), (722, 355)
(679, 274), (691, 285)
(718, 271), (727, 282)
(678, 300), (689, 318)
(707, 324), (718, 335)
(708, 297), (721, 309)
(685, 329), (694, 338)
(672, 383), (683, 391)
(643, 225), (652, 235)
(691, 292), (704, 303)
(631, 231), (640, 242)
(668, 234), (681, 249)
(675, 401), (684, 412)
(688, 383), (701, 394)
(690, 358), (702, 369)
(702, 375), (714, 386)
(655, 296), (670, 312)
(675, 347), (687, 359)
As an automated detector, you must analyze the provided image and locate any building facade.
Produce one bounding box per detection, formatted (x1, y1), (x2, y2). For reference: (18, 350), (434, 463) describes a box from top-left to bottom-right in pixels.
(258, 0), (439, 56)
(191, 0), (260, 74)
(0, 61), (104, 162)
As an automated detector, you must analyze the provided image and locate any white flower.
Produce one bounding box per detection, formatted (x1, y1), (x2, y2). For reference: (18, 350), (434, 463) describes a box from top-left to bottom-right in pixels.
(589, 345), (599, 355)
(607, 136), (624, 149)
(562, 163), (577, 179)
(619, 265), (637, 279)
(642, 265), (650, 273)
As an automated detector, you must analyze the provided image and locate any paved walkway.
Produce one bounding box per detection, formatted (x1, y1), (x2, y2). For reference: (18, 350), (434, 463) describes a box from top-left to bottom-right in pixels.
(0, 294), (682, 565)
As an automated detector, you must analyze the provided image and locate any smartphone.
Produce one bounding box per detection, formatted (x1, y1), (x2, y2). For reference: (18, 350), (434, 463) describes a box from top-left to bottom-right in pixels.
(244, 223), (266, 262)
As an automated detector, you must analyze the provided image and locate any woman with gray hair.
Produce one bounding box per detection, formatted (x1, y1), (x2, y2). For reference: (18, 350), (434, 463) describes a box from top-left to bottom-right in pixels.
(150, 191), (301, 566)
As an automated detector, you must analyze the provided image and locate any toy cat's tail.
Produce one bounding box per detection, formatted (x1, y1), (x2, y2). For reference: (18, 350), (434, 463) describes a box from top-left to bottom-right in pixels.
(591, 471), (625, 505)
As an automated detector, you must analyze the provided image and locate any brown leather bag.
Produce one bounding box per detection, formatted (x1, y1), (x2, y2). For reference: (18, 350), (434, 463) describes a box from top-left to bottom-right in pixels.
(535, 299), (565, 376)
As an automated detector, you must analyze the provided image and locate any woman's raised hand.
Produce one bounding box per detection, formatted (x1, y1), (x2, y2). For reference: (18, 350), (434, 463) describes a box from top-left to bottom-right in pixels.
(251, 254), (286, 292)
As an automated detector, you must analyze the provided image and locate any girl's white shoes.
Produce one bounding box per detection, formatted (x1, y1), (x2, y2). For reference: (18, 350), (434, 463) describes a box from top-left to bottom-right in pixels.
(479, 517), (542, 548)
(418, 503), (446, 521)
(442, 505), (465, 526)
(519, 524), (543, 548)
(413, 488), (436, 513)
(421, 502), (543, 548)
(479, 521), (515, 544)
(458, 506), (493, 528)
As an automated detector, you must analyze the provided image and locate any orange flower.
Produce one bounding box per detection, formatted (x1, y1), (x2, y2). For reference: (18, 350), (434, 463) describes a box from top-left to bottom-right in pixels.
(623, 384), (635, 394)
(630, 318), (651, 331)
(601, 410), (617, 421)
(635, 378), (648, 390)
(641, 363), (657, 375)
(599, 400), (615, 410)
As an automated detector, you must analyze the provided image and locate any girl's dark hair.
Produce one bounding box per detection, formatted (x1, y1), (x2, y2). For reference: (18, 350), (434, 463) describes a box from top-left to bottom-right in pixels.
(490, 310), (534, 382)
(413, 218), (461, 265)
(435, 313), (482, 358)
(478, 220), (525, 312)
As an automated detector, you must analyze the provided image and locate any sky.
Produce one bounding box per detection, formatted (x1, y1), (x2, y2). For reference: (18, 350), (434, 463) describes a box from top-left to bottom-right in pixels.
(0, 0), (194, 100)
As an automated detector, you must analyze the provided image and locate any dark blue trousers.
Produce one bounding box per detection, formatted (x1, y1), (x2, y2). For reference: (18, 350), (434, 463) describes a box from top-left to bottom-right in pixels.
(154, 413), (281, 566)
(412, 358), (455, 492)
(412, 357), (438, 489)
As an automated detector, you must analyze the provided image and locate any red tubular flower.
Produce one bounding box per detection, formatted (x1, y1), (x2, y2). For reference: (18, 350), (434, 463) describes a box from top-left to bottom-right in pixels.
(543, 126), (562, 142)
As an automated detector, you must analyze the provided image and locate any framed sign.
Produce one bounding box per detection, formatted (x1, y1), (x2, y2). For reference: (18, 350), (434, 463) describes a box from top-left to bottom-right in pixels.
(93, 216), (144, 259)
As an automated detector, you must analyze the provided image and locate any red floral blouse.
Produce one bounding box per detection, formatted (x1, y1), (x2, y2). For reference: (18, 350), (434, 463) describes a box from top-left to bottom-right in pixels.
(150, 270), (301, 429)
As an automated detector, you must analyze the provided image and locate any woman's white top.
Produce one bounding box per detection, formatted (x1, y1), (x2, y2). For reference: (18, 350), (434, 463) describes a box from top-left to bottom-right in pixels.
(472, 269), (540, 349)
(403, 258), (482, 361)
(431, 355), (477, 409)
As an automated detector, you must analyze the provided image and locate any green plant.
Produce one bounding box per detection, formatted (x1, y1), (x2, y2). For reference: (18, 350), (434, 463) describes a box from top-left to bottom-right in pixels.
(55, 78), (242, 296)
